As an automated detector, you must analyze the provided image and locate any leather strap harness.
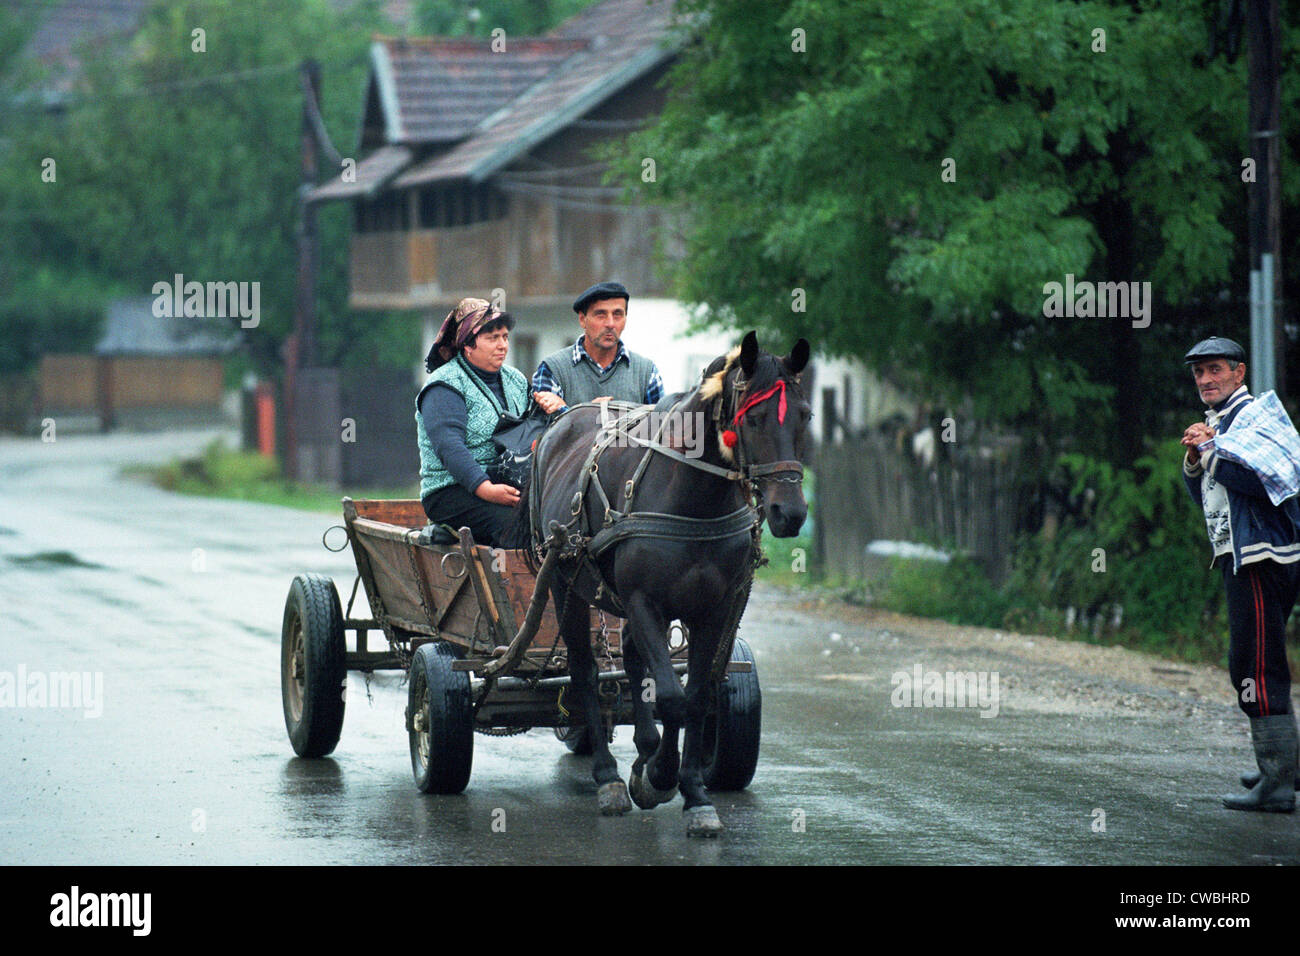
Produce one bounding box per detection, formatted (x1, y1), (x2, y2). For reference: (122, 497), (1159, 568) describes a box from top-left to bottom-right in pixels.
(531, 372), (805, 680)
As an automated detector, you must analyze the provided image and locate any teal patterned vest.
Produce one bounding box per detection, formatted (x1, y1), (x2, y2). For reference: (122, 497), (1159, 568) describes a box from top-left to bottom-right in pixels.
(416, 355), (529, 498)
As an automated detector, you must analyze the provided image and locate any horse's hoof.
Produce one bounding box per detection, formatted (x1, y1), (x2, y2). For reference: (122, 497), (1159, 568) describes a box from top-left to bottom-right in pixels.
(597, 780), (633, 815)
(629, 769), (678, 810)
(684, 805), (724, 838)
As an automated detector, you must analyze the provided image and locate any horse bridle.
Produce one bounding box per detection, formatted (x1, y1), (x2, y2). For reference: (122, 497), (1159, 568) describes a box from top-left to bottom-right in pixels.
(715, 369), (807, 489)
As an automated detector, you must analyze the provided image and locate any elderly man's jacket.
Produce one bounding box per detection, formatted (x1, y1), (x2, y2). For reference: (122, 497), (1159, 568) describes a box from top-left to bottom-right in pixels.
(1183, 386), (1300, 572)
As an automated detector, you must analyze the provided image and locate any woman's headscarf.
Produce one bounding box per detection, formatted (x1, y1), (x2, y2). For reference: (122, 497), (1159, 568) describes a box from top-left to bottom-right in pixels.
(425, 297), (501, 372)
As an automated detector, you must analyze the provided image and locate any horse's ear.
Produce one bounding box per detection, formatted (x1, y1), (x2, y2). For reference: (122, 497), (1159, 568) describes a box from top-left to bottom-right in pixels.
(785, 339), (811, 376)
(739, 331), (759, 378)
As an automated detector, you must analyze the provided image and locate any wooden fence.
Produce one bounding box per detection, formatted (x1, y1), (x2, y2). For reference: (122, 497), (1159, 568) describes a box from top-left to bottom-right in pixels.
(36, 354), (226, 430)
(813, 432), (1026, 583)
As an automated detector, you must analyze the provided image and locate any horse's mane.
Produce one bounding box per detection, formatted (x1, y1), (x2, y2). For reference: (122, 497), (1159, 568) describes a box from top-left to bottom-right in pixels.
(699, 342), (788, 403)
(700, 344), (742, 402)
(697, 340), (794, 465)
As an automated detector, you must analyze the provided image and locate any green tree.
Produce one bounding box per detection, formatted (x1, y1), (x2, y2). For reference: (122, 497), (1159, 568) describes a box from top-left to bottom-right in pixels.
(0, 6), (110, 373)
(626, 0), (1300, 464)
(0, 0), (410, 378)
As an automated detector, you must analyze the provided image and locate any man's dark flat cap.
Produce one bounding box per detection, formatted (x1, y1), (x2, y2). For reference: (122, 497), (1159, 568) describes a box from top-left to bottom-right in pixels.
(574, 281), (629, 314)
(1184, 336), (1246, 365)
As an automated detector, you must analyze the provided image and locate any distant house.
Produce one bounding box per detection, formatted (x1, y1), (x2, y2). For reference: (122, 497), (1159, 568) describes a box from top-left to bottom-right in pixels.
(38, 297), (239, 431)
(308, 0), (888, 439)
(309, 0), (684, 381)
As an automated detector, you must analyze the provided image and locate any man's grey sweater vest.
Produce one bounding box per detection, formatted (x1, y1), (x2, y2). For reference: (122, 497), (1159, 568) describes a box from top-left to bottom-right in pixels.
(541, 343), (655, 405)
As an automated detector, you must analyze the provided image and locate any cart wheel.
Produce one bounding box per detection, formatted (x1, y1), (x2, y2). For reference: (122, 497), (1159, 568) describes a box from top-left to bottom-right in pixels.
(554, 724), (594, 754)
(408, 642), (474, 794)
(701, 637), (761, 791)
(281, 573), (347, 758)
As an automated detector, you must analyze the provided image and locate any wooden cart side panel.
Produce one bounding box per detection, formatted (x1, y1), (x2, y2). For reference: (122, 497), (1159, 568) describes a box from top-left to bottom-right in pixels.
(500, 551), (562, 648)
(350, 498), (427, 528)
(352, 533), (429, 628)
(346, 503), (625, 659)
(497, 551), (621, 655)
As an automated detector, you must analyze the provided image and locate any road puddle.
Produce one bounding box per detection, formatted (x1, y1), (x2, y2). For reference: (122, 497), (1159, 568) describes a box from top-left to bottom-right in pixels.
(8, 551), (103, 569)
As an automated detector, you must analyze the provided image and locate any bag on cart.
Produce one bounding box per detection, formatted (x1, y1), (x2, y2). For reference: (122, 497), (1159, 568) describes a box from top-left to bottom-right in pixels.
(488, 404), (551, 489)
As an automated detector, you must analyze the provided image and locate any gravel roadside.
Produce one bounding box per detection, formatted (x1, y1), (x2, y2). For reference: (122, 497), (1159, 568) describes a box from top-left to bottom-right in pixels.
(789, 591), (1242, 720)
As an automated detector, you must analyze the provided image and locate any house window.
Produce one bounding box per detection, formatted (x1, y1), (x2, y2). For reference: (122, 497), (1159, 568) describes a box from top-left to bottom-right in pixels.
(417, 184), (506, 229)
(353, 195), (409, 233)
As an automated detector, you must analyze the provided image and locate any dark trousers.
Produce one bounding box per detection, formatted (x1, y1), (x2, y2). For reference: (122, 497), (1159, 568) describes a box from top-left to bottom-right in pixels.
(422, 483), (519, 548)
(1222, 558), (1300, 717)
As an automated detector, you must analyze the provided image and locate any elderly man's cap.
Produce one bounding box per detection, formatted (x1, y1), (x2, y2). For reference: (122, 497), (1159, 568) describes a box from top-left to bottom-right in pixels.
(573, 281), (629, 314)
(1184, 336), (1246, 365)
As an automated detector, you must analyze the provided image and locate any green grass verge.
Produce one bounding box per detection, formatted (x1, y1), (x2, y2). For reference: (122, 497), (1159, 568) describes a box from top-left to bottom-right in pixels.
(755, 532), (815, 588)
(836, 553), (1238, 667)
(131, 438), (417, 514)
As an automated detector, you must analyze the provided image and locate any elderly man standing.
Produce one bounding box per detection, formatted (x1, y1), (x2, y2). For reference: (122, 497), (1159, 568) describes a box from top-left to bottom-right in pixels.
(531, 281), (664, 413)
(1181, 336), (1300, 812)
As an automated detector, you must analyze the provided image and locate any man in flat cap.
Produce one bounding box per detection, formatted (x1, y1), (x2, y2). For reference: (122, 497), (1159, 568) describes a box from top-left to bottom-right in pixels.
(531, 281), (664, 413)
(1181, 336), (1300, 812)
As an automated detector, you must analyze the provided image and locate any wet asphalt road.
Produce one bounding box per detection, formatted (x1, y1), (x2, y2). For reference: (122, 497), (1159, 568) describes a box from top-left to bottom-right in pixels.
(1, 429), (1297, 865)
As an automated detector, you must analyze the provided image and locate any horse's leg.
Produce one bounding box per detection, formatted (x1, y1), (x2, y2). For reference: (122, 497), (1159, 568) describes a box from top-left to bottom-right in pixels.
(679, 623), (724, 837)
(622, 617), (672, 809)
(623, 593), (682, 805)
(556, 581), (630, 815)
(621, 622), (662, 761)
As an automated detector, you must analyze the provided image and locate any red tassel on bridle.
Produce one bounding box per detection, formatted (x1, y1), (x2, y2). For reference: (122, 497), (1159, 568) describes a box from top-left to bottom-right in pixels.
(731, 380), (788, 429)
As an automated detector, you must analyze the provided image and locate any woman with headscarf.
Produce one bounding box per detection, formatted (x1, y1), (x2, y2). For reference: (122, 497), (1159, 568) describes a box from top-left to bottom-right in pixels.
(416, 297), (529, 546)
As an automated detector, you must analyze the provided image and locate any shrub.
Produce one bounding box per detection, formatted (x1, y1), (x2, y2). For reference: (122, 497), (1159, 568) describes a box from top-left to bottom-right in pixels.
(1003, 438), (1227, 660)
(873, 555), (1012, 629)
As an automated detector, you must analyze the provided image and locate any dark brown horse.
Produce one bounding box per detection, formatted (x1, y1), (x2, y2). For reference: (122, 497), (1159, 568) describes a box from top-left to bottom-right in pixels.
(518, 331), (811, 836)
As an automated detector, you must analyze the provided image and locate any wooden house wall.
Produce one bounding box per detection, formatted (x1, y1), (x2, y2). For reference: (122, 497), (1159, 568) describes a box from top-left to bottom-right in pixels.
(347, 61), (675, 309)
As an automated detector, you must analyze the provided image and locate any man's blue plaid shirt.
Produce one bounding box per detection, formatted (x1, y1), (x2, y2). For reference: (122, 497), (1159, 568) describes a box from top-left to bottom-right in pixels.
(531, 336), (664, 405)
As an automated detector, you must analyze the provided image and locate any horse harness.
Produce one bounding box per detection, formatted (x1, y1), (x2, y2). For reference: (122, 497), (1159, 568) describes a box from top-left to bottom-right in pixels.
(534, 373), (804, 682)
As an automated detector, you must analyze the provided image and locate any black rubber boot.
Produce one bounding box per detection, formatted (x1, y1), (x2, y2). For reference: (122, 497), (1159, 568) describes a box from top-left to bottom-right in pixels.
(1223, 715), (1297, 813)
(1239, 768), (1300, 788)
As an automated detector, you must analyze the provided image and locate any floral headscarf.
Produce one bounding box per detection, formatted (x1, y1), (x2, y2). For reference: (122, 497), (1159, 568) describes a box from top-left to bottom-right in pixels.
(425, 297), (500, 371)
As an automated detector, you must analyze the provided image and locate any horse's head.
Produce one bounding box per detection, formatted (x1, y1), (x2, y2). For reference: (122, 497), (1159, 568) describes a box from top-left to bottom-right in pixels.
(701, 331), (812, 538)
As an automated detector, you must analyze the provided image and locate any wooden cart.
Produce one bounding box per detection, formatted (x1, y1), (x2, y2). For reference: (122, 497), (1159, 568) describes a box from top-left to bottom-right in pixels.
(279, 498), (761, 795)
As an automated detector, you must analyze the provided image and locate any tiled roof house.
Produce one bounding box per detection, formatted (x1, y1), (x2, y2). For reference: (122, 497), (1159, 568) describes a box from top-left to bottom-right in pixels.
(309, 0), (685, 315)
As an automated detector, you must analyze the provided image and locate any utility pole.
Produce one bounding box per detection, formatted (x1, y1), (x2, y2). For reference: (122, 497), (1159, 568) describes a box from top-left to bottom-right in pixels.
(1246, 0), (1282, 397)
(284, 59), (322, 481)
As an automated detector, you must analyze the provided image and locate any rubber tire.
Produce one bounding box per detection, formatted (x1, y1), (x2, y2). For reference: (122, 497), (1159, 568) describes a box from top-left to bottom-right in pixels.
(555, 724), (595, 755)
(701, 637), (761, 791)
(409, 642), (474, 794)
(281, 573), (347, 758)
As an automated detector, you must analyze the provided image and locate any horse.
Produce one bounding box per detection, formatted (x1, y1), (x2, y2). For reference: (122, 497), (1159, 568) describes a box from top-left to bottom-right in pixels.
(517, 330), (811, 836)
